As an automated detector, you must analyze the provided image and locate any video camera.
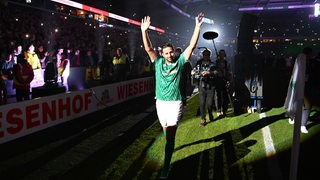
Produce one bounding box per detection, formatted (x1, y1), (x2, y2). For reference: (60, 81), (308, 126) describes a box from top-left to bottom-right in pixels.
(192, 63), (217, 88)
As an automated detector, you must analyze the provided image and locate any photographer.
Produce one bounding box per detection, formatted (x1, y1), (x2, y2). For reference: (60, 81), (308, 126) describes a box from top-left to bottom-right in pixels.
(191, 49), (216, 126)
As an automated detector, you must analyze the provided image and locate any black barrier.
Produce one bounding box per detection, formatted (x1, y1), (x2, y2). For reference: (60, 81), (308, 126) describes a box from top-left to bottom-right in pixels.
(32, 85), (66, 99)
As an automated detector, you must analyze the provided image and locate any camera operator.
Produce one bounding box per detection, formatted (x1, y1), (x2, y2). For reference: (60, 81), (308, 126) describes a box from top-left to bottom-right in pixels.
(215, 49), (232, 117)
(191, 49), (216, 126)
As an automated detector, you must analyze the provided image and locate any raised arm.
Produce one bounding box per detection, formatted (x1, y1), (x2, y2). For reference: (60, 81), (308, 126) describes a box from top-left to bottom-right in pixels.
(141, 16), (157, 62)
(183, 12), (204, 60)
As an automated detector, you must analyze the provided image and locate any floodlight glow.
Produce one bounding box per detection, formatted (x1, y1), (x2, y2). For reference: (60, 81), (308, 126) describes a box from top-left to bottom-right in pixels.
(239, 4), (315, 11)
(239, 7), (264, 11)
(314, 3), (320, 17)
(50, 0), (165, 33)
(203, 18), (214, 25)
(288, 4), (314, 9)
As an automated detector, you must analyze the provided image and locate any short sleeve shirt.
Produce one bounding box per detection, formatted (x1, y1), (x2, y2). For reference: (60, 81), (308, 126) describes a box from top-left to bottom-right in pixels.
(154, 52), (187, 101)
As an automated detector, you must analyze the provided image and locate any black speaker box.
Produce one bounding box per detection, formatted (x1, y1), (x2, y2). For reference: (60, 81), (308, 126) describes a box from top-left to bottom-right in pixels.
(237, 13), (258, 54)
(32, 85), (66, 99)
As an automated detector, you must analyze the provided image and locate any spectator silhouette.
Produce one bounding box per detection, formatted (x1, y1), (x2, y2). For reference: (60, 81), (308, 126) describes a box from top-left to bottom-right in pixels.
(13, 54), (34, 102)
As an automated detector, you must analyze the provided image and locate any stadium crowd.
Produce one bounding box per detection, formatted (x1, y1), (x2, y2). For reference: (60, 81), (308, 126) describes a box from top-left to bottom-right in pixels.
(0, 2), (167, 104)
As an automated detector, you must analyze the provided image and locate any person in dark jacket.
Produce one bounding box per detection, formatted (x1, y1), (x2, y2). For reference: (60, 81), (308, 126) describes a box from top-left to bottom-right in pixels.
(192, 49), (216, 126)
(13, 54), (34, 102)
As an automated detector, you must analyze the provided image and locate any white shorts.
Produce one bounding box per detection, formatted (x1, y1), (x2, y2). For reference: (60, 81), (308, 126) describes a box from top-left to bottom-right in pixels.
(156, 99), (183, 127)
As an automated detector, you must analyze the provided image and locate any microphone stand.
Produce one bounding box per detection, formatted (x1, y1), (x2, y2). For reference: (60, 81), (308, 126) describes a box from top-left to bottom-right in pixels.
(212, 39), (219, 59)
(203, 31), (219, 59)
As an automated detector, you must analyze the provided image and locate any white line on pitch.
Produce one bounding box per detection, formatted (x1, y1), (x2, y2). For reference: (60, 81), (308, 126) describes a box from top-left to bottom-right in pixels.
(260, 113), (276, 156)
(259, 112), (283, 179)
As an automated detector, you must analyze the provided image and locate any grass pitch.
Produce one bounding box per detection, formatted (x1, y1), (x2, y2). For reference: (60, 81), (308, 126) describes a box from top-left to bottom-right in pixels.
(100, 94), (320, 180)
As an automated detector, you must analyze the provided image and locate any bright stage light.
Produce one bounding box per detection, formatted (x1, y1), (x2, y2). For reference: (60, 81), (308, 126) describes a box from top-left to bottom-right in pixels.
(50, 0), (165, 33)
(239, 4), (314, 11)
(314, 3), (320, 17)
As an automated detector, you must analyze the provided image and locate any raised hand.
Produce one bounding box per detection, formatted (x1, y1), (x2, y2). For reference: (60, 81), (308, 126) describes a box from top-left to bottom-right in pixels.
(196, 12), (204, 26)
(141, 16), (151, 32)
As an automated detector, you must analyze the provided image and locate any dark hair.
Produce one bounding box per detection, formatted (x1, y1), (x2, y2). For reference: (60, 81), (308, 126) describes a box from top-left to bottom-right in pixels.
(162, 43), (174, 50)
(219, 49), (226, 54)
(202, 49), (211, 56)
(1, 49), (13, 59)
(17, 54), (26, 63)
(175, 47), (182, 53)
(302, 47), (312, 55)
(61, 52), (67, 58)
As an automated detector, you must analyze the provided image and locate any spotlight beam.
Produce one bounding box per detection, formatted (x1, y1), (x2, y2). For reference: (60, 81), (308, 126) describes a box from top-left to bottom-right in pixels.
(50, 0), (165, 33)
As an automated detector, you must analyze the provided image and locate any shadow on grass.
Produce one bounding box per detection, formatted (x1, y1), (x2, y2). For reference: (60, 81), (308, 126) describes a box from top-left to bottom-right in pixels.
(162, 112), (287, 179)
(60, 108), (319, 180)
(175, 112), (286, 151)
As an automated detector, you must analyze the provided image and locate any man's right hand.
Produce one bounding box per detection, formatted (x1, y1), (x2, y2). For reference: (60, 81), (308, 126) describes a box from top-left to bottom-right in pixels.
(196, 12), (204, 27)
(141, 16), (151, 32)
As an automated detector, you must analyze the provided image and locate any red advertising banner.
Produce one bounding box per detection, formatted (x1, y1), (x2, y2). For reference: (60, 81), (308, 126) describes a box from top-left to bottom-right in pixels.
(0, 77), (154, 144)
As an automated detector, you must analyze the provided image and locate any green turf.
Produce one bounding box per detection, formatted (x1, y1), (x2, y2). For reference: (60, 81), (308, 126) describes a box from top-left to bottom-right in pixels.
(99, 94), (320, 179)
